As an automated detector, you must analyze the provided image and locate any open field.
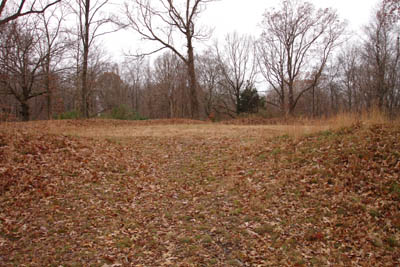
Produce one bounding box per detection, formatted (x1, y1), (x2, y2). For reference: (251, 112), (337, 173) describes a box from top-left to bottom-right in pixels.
(0, 119), (330, 139)
(0, 119), (399, 266)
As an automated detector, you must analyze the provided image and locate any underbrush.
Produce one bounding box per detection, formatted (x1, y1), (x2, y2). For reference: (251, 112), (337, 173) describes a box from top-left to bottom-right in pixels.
(101, 105), (147, 121)
(54, 110), (81, 120)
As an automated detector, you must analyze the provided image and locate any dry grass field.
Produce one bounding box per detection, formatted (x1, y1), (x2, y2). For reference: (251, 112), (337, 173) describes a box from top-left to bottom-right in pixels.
(0, 116), (399, 266)
(1, 119), (328, 139)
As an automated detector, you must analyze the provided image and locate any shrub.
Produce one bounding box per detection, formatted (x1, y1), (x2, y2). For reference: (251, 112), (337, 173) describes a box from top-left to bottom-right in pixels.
(55, 110), (81, 120)
(106, 105), (147, 121)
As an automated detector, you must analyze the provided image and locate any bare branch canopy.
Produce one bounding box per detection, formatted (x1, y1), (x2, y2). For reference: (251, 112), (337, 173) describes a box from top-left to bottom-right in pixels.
(0, 0), (62, 25)
(122, 0), (217, 119)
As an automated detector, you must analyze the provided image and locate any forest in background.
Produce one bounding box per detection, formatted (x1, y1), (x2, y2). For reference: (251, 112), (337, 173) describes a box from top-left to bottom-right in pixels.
(1, 0), (400, 122)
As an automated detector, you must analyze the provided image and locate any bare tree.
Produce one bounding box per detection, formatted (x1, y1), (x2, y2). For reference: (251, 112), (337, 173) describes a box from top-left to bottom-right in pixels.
(257, 0), (345, 116)
(336, 45), (362, 112)
(153, 52), (189, 118)
(0, 0), (61, 25)
(360, 2), (400, 112)
(122, 57), (145, 113)
(382, 0), (400, 23)
(57, 43), (109, 117)
(95, 66), (128, 114)
(197, 49), (224, 118)
(0, 21), (48, 121)
(123, 0), (216, 119)
(70, 0), (114, 118)
(37, 2), (69, 119)
(216, 32), (257, 116)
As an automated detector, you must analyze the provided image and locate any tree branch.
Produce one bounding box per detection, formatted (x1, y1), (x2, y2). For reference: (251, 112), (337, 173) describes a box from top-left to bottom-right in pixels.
(0, 0), (62, 25)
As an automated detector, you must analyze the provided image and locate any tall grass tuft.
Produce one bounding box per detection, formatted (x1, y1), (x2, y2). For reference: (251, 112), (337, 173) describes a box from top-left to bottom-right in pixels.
(283, 107), (395, 139)
(328, 106), (390, 130)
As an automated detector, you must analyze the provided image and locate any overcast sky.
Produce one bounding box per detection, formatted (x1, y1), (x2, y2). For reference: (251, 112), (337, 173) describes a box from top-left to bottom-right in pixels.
(204, 0), (380, 34)
(103, 0), (381, 60)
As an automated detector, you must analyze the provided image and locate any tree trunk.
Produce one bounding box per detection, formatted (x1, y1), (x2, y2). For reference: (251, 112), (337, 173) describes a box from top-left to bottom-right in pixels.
(45, 54), (52, 120)
(81, 52), (89, 118)
(348, 87), (352, 112)
(135, 86), (139, 112)
(81, 0), (90, 118)
(288, 84), (295, 117)
(279, 84), (286, 116)
(20, 101), (30, 121)
(280, 99), (285, 116)
(236, 91), (240, 115)
(46, 83), (52, 120)
(312, 86), (315, 117)
(187, 38), (199, 119)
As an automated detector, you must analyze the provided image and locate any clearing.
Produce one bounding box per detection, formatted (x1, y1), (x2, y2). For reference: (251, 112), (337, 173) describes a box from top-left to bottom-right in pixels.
(0, 119), (399, 266)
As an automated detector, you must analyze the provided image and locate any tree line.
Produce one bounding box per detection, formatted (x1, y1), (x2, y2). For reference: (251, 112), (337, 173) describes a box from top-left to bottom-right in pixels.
(1, 0), (400, 121)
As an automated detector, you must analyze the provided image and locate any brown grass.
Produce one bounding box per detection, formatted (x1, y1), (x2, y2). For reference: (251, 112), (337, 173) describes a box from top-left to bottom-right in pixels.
(0, 119), (329, 141)
(1, 110), (396, 141)
(326, 108), (390, 129)
(283, 108), (396, 137)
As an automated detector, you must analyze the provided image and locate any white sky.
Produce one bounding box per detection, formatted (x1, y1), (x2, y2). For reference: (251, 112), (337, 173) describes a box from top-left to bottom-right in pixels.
(203, 0), (380, 35)
(103, 0), (381, 61)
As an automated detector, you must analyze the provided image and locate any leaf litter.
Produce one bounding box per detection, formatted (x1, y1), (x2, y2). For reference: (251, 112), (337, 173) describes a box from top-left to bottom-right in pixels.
(0, 120), (399, 266)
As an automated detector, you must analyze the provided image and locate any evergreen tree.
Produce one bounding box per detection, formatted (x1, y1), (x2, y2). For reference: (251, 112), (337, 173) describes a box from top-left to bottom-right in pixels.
(239, 81), (260, 113)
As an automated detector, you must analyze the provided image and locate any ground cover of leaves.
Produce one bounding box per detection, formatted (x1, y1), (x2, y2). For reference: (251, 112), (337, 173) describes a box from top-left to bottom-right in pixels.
(0, 120), (399, 266)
